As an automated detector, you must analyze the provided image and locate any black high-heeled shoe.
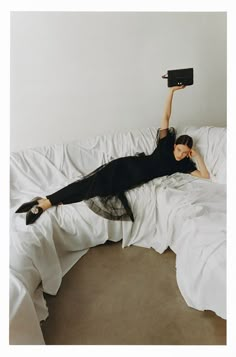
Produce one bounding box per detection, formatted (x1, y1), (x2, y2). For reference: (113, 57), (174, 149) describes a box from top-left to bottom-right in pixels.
(26, 206), (44, 225)
(15, 197), (42, 213)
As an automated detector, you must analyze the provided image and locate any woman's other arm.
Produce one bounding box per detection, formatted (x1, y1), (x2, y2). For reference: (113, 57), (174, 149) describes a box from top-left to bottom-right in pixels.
(189, 149), (210, 179)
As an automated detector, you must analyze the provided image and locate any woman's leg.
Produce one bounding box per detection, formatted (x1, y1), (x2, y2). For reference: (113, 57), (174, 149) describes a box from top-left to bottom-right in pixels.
(17, 175), (103, 224)
(38, 176), (98, 211)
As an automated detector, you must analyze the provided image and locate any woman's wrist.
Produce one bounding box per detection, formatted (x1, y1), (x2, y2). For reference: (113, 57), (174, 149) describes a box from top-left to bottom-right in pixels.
(194, 153), (201, 160)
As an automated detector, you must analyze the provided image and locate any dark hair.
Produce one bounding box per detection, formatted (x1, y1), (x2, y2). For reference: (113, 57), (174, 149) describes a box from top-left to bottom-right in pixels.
(175, 135), (193, 149)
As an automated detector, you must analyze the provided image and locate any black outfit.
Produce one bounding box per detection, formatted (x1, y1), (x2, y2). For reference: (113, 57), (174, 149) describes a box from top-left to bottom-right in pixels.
(46, 128), (197, 221)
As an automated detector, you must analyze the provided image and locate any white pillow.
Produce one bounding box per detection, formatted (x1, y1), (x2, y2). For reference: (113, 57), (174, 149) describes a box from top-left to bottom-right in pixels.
(178, 126), (226, 184)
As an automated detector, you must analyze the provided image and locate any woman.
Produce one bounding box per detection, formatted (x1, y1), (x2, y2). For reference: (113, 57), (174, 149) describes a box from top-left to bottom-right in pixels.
(16, 85), (210, 225)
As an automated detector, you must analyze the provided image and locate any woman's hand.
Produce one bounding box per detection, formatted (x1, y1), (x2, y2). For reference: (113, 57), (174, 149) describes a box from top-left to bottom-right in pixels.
(170, 85), (186, 92)
(189, 148), (199, 158)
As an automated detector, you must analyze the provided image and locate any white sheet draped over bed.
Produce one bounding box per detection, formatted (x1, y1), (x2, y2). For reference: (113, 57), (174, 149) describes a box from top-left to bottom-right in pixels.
(10, 126), (226, 344)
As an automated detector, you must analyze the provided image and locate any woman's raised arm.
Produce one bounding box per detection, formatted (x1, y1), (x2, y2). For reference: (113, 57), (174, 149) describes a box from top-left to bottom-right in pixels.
(160, 85), (186, 132)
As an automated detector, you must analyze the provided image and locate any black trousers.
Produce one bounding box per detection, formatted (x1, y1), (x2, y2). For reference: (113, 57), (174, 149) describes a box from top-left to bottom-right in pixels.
(46, 176), (111, 206)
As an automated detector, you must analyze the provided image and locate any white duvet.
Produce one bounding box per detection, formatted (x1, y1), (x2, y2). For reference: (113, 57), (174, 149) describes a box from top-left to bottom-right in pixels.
(10, 126), (226, 344)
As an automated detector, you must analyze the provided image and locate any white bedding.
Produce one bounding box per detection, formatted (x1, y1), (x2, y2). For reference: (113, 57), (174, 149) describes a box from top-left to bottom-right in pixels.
(10, 126), (226, 344)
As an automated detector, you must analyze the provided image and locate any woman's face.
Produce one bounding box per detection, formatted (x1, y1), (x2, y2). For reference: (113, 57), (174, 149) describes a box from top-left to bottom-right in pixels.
(173, 144), (191, 161)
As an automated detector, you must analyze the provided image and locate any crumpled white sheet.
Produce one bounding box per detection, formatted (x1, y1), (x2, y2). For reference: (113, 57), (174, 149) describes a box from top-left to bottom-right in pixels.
(9, 271), (45, 345)
(153, 174), (226, 319)
(10, 126), (226, 344)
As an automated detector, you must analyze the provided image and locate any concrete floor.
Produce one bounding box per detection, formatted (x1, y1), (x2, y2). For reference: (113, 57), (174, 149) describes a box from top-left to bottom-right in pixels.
(41, 241), (226, 345)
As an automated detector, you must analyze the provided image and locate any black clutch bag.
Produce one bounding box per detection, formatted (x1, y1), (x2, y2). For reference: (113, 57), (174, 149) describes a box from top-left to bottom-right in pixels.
(162, 68), (194, 87)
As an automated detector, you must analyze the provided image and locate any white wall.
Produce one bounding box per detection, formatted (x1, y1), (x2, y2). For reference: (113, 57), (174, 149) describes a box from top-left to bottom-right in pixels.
(10, 12), (226, 152)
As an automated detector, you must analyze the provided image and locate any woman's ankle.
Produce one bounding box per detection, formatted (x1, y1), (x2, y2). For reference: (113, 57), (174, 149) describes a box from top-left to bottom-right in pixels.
(38, 198), (52, 211)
